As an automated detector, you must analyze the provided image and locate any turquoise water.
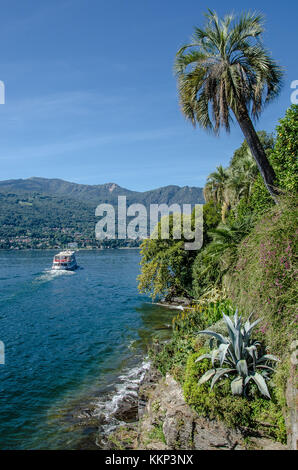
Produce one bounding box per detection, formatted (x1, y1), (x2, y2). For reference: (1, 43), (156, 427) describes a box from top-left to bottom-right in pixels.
(0, 250), (175, 449)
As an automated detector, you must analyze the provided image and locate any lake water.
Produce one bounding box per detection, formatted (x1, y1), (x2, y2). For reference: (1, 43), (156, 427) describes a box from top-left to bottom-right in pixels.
(0, 250), (175, 449)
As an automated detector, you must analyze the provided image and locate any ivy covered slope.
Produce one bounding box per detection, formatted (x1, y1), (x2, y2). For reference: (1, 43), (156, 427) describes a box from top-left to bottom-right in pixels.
(139, 105), (298, 447)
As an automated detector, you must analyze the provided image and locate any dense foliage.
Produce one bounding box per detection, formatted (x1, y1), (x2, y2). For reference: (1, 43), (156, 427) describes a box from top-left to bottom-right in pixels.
(150, 303), (286, 442)
(144, 104), (297, 446)
(138, 213), (200, 299)
(226, 195), (297, 360)
(270, 105), (298, 191)
(184, 350), (286, 442)
(0, 192), (140, 249)
(0, 180), (204, 249)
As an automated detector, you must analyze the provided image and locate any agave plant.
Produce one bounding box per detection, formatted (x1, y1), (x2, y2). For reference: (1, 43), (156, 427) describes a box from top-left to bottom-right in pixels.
(196, 310), (279, 398)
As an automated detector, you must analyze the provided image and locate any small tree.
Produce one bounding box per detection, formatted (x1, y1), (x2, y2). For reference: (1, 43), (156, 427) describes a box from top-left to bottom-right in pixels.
(270, 104), (298, 192)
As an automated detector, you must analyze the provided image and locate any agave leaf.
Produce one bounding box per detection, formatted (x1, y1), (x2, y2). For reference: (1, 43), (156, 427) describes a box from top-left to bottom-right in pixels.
(234, 309), (239, 327)
(248, 312), (254, 321)
(195, 354), (212, 363)
(243, 312), (254, 333)
(245, 318), (262, 335)
(231, 376), (243, 395)
(244, 375), (252, 386)
(222, 314), (237, 342)
(236, 359), (248, 377)
(257, 354), (280, 364)
(260, 370), (271, 380)
(218, 343), (230, 366)
(245, 345), (258, 359)
(250, 372), (271, 399)
(197, 330), (229, 344)
(210, 368), (235, 389)
(234, 329), (243, 361)
(211, 349), (219, 366)
(245, 345), (258, 368)
(256, 364), (275, 372)
(234, 310), (242, 329)
(198, 369), (216, 385)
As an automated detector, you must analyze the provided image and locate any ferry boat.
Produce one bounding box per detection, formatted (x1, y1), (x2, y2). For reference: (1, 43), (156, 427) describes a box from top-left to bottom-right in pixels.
(52, 251), (78, 271)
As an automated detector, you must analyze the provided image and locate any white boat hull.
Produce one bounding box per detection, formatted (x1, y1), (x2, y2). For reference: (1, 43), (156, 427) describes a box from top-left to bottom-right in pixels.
(51, 250), (78, 271)
(52, 263), (78, 271)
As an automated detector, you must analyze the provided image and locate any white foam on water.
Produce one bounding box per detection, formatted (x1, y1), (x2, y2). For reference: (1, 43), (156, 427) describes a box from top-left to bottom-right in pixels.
(36, 269), (75, 283)
(94, 360), (150, 435)
(127, 340), (137, 351)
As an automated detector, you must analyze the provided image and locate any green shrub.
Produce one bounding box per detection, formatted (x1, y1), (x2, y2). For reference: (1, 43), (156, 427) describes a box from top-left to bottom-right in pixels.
(150, 334), (198, 381)
(235, 106), (298, 217)
(183, 351), (287, 442)
(172, 299), (233, 335)
(271, 104), (298, 192)
(225, 195), (297, 424)
(202, 201), (222, 243)
(247, 175), (274, 216)
(191, 247), (222, 297)
(147, 422), (167, 445)
(196, 310), (279, 398)
(192, 217), (254, 297)
(151, 299), (234, 380)
(227, 195), (297, 358)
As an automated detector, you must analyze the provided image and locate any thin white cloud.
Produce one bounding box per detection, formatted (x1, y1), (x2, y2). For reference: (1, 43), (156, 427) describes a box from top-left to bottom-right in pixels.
(0, 127), (184, 161)
(0, 90), (128, 121)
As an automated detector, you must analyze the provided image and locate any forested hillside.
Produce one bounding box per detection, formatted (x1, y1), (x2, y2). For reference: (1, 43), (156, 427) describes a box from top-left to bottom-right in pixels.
(0, 179), (204, 249)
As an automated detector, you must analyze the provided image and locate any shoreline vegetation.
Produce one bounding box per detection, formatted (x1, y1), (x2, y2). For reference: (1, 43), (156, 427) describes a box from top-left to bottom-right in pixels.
(0, 246), (141, 250)
(135, 99), (297, 448)
(133, 10), (297, 451)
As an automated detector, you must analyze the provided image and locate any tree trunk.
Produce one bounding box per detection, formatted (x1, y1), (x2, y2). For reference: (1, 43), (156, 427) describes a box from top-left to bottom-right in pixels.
(234, 105), (279, 203)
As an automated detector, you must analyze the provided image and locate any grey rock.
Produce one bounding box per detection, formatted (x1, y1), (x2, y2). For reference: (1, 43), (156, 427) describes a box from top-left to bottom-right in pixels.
(113, 395), (138, 423)
(137, 370), (287, 450)
(193, 418), (242, 450)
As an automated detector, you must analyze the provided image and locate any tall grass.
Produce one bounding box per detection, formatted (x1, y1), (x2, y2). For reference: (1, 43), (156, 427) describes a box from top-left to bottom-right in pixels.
(226, 194), (297, 357)
(225, 194), (297, 420)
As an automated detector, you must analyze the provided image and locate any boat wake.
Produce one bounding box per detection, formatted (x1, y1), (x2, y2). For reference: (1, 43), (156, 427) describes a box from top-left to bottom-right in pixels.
(35, 269), (76, 283)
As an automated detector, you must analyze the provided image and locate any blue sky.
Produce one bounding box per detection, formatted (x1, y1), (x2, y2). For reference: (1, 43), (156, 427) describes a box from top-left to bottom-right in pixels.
(0, 0), (297, 191)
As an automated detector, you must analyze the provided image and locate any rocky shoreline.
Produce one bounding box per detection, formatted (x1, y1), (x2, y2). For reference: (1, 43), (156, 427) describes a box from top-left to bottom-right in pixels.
(99, 363), (287, 451)
(67, 299), (291, 451)
(155, 296), (193, 310)
(66, 361), (151, 450)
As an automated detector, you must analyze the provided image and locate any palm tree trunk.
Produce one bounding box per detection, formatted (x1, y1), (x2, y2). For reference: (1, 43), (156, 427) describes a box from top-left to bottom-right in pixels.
(234, 105), (279, 203)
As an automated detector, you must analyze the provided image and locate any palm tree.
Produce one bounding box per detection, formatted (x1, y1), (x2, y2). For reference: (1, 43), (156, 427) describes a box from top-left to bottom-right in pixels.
(228, 150), (258, 201)
(204, 165), (232, 221)
(175, 10), (283, 202)
(204, 165), (229, 204)
(206, 215), (254, 269)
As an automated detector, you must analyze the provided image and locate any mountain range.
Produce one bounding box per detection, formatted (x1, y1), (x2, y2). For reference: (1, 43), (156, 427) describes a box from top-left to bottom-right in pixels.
(0, 177), (204, 206)
(0, 178), (204, 249)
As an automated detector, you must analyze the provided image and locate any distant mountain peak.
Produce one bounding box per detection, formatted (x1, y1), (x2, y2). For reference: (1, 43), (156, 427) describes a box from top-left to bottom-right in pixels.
(104, 183), (119, 192)
(0, 177), (204, 206)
